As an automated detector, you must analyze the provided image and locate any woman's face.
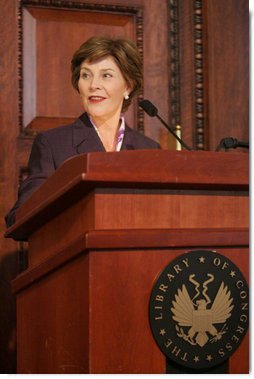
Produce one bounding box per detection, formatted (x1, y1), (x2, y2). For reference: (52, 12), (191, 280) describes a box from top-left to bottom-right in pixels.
(78, 56), (130, 121)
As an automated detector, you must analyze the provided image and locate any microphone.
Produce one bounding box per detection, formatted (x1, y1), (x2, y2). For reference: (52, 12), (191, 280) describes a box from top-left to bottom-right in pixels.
(216, 137), (249, 151)
(139, 99), (192, 151)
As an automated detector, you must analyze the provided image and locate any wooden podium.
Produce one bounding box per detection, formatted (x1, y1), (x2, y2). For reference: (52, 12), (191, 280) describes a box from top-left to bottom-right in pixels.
(6, 150), (249, 374)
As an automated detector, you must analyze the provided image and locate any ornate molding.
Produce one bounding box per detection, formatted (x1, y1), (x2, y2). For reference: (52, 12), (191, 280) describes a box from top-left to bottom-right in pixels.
(21, 0), (140, 14)
(168, 0), (181, 128)
(17, 1), (23, 133)
(18, 0), (144, 133)
(136, 10), (144, 133)
(193, 0), (205, 150)
(168, 0), (206, 150)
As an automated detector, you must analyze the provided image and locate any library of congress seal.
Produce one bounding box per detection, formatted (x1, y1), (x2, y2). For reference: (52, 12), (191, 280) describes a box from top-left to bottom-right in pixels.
(149, 250), (249, 370)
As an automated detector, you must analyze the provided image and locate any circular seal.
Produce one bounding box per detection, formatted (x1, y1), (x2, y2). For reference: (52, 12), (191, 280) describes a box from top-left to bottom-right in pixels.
(149, 250), (249, 370)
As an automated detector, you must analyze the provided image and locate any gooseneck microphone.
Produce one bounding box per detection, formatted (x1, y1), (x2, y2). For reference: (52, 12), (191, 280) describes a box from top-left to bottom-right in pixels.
(139, 99), (192, 151)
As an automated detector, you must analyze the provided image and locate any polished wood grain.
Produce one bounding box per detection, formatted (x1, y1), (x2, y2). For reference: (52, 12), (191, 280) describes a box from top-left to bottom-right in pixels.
(12, 228), (248, 294)
(5, 151), (248, 244)
(0, 0), (20, 373)
(5, 151), (248, 272)
(0, 0), (249, 373)
(13, 244), (249, 373)
(7, 150), (248, 218)
(23, 6), (136, 131)
(9, 150), (249, 373)
(16, 252), (90, 374)
(205, 0), (249, 150)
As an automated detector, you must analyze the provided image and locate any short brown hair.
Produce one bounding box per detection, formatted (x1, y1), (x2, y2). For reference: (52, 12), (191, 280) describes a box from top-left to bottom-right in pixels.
(71, 35), (143, 112)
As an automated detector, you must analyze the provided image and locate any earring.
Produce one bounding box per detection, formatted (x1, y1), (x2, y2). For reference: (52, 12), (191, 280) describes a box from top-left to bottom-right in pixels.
(124, 94), (129, 100)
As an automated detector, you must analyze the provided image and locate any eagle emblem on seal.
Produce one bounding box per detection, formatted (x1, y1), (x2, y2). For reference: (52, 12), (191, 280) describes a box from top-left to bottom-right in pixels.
(171, 274), (234, 347)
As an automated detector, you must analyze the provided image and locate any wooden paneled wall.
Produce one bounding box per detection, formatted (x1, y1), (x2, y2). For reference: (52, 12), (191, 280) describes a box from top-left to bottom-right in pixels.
(0, 0), (249, 373)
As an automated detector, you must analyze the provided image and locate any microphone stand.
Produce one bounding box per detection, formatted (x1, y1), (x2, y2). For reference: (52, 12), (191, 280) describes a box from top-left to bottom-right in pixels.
(155, 114), (193, 151)
(139, 99), (193, 151)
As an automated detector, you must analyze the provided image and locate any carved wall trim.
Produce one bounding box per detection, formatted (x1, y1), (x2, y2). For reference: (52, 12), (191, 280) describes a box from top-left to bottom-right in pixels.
(168, 0), (181, 129)
(168, 0), (206, 150)
(193, 0), (205, 150)
(17, 3), (23, 131)
(18, 0), (144, 134)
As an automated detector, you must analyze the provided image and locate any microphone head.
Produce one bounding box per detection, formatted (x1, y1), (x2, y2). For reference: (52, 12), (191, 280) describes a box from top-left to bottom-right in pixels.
(139, 99), (158, 117)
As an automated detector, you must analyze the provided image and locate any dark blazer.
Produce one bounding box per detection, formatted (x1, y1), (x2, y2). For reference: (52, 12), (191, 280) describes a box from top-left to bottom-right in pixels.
(5, 112), (160, 227)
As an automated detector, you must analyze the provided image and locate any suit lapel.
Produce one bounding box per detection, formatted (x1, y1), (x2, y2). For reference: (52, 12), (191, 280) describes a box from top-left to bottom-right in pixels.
(72, 113), (105, 154)
(121, 125), (136, 150)
(73, 114), (141, 153)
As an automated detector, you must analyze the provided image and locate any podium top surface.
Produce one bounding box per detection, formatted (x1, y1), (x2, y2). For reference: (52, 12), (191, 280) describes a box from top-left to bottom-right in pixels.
(6, 150), (248, 240)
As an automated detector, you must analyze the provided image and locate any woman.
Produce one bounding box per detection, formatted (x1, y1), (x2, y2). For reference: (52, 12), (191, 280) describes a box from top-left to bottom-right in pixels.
(5, 36), (160, 227)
